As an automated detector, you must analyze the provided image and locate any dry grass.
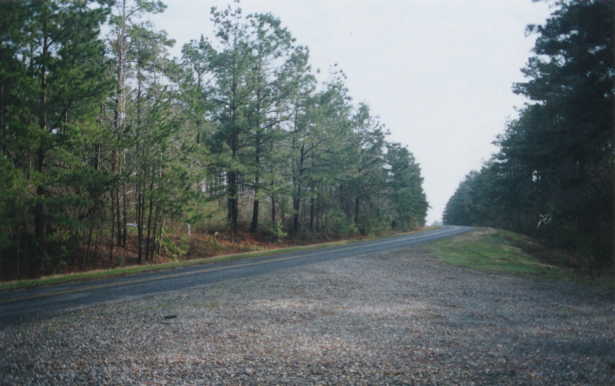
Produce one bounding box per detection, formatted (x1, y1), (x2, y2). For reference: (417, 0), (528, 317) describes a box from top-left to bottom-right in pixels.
(0, 227), (438, 291)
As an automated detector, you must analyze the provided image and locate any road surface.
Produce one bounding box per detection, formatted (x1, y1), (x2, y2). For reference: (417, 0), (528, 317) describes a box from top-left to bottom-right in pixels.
(0, 226), (471, 325)
(2, 225), (614, 384)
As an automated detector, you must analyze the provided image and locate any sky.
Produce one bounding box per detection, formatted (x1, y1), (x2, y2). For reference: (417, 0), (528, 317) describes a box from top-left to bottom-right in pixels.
(151, 0), (553, 224)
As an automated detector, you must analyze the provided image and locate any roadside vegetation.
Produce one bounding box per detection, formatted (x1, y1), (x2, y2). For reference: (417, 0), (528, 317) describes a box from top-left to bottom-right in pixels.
(443, 0), (614, 272)
(0, 237), (349, 291)
(0, 0), (428, 282)
(0, 227), (435, 291)
(429, 228), (615, 288)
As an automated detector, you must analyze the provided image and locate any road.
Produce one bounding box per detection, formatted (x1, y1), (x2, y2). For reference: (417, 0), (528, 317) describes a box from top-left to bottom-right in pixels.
(2, 224), (614, 384)
(0, 226), (471, 325)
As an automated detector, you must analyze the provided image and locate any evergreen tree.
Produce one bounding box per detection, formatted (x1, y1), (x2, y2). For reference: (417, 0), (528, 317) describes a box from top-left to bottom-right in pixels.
(0, 0), (112, 277)
(0, 0), (430, 279)
(445, 0), (614, 267)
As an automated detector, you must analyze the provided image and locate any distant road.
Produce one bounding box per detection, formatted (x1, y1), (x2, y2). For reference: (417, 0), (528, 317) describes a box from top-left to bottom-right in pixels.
(0, 226), (471, 325)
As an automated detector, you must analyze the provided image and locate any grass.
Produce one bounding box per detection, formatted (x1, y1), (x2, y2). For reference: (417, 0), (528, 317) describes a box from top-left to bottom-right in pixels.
(428, 228), (615, 288)
(0, 227), (436, 291)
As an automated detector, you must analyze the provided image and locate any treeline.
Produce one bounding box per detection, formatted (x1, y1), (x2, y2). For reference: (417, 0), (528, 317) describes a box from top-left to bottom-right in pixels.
(444, 0), (614, 268)
(0, 1), (428, 280)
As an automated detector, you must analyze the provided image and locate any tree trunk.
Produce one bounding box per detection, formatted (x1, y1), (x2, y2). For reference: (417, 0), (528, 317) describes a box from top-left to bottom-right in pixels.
(111, 0), (127, 251)
(309, 196), (315, 232)
(121, 172), (128, 247)
(250, 138), (261, 233)
(292, 193), (301, 234)
(136, 176), (144, 263)
(354, 196), (360, 230)
(292, 144), (305, 234)
(145, 169), (155, 261)
(227, 170), (239, 234)
(250, 194), (259, 233)
(34, 13), (50, 276)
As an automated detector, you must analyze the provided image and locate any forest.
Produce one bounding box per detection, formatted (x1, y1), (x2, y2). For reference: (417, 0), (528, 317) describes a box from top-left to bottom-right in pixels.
(444, 0), (614, 269)
(0, 0), (428, 280)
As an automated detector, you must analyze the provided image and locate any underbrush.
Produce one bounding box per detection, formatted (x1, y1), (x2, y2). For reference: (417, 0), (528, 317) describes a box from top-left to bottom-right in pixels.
(0, 226), (432, 290)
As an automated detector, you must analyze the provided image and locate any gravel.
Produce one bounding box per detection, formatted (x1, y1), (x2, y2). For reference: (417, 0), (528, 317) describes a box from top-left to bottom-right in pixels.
(1, 245), (614, 385)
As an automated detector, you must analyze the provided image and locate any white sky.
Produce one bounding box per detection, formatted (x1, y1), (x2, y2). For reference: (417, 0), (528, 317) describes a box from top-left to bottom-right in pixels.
(152, 0), (552, 224)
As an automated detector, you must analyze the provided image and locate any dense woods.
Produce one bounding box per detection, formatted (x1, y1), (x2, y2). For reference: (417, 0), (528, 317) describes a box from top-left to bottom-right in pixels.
(444, 0), (614, 269)
(0, 0), (428, 280)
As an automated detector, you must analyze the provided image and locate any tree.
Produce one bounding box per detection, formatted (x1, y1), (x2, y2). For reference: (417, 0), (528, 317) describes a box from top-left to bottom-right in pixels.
(204, 4), (255, 234)
(243, 12), (296, 233)
(0, 0), (430, 280)
(386, 143), (428, 231)
(0, 0), (112, 277)
(106, 0), (166, 250)
(445, 0), (614, 268)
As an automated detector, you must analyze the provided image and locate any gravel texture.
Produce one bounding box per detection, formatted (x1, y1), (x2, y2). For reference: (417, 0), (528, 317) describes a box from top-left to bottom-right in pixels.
(1, 244), (614, 385)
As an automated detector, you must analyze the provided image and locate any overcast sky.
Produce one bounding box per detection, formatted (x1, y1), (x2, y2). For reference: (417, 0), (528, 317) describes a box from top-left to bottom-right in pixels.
(152, 0), (552, 224)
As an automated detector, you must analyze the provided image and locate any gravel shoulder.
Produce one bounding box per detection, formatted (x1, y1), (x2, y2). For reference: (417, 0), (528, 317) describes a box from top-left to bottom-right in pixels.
(1, 240), (614, 385)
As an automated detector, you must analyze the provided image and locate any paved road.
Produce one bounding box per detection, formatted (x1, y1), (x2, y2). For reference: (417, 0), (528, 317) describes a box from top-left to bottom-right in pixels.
(0, 226), (471, 325)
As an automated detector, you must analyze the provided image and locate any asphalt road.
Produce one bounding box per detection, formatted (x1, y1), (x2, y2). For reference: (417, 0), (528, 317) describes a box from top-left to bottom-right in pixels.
(0, 226), (471, 326)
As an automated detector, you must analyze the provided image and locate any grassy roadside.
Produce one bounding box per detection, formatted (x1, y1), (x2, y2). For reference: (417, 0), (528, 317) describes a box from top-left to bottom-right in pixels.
(0, 227), (436, 291)
(427, 228), (615, 289)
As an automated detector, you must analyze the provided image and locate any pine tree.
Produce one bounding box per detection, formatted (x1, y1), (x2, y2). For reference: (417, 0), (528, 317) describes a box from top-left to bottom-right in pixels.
(0, 0), (112, 277)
